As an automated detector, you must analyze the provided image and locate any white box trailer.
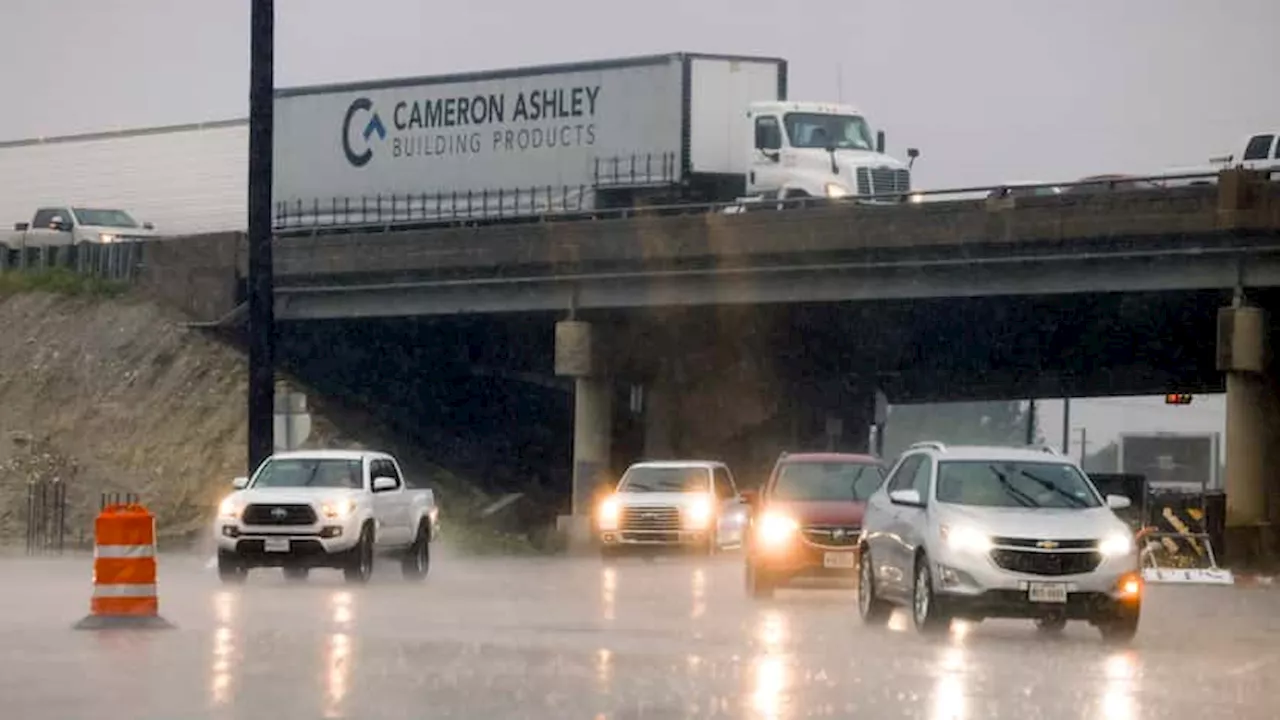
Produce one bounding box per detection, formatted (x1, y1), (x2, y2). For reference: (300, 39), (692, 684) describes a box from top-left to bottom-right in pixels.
(272, 52), (790, 230)
(0, 120), (248, 237)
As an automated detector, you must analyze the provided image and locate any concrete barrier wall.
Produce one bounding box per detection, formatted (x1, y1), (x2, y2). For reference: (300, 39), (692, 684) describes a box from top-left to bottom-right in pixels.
(138, 232), (245, 323)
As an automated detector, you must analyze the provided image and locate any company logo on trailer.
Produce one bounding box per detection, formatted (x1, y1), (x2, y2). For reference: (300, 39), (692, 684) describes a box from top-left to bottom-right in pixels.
(342, 97), (387, 168)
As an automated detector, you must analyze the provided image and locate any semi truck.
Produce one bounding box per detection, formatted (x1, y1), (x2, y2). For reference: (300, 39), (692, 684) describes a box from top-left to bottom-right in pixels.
(272, 52), (915, 231)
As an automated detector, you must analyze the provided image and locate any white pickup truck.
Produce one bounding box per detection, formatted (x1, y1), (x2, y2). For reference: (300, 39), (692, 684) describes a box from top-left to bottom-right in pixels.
(214, 450), (440, 584)
(7, 206), (158, 248)
(595, 460), (749, 558)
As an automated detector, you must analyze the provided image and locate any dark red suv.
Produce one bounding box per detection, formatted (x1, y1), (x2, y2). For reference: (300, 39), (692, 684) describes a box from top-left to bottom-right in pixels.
(744, 452), (886, 598)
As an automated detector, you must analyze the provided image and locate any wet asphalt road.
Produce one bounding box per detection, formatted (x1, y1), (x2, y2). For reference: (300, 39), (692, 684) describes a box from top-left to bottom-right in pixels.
(1, 550), (1278, 719)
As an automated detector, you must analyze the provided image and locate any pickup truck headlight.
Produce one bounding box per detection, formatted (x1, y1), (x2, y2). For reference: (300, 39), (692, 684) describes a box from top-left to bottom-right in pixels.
(98, 233), (118, 244)
(757, 512), (798, 547)
(321, 499), (357, 520)
(218, 497), (242, 520)
(597, 496), (620, 531)
(941, 524), (993, 553)
(683, 496), (713, 529)
(1099, 533), (1133, 557)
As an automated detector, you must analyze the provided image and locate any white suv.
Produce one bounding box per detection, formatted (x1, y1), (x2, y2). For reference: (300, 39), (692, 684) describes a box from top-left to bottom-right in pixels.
(858, 442), (1142, 642)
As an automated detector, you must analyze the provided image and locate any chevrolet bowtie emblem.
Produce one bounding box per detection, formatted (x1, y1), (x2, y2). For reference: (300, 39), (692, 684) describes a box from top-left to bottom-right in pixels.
(1036, 540), (1059, 549)
(832, 529), (847, 540)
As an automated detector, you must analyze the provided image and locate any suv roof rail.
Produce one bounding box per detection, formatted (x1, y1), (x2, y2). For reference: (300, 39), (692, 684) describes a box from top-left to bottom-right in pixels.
(908, 441), (946, 452)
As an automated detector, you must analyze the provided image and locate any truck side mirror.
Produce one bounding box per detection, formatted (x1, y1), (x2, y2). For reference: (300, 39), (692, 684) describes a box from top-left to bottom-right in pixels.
(876, 130), (886, 154)
(143, 222), (155, 230)
(232, 476), (249, 489)
(14, 222), (28, 231)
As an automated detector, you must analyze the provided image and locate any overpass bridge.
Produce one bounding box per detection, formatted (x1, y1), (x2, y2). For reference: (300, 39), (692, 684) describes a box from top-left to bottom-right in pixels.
(7, 169), (1280, 559)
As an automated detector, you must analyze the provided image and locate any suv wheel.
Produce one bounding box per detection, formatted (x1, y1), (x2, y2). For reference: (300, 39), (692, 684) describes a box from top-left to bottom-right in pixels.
(857, 548), (892, 625)
(912, 555), (950, 635)
(1098, 603), (1140, 644)
(217, 551), (247, 585)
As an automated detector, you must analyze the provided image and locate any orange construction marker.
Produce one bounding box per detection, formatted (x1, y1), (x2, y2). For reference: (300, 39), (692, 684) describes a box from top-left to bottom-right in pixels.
(73, 503), (174, 630)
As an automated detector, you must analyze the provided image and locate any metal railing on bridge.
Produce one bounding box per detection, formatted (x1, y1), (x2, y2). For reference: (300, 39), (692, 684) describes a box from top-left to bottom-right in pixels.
(0, 241), (143, 282)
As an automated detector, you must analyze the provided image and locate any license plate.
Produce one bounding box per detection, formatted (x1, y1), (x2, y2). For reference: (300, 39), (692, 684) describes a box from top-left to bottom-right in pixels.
(823, 551), (856, 569)
(263, 538), (290, 553)
(1028, 582), (1068, 603)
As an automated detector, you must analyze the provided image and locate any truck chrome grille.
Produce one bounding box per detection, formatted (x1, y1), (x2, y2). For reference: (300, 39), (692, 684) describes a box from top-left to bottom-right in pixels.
(242, 504), (318, 526)
(620, 505), (681, 532)
(990, 549), (1102, 576)
(856, 167), (911, 197)
(801, 525), (860, 547)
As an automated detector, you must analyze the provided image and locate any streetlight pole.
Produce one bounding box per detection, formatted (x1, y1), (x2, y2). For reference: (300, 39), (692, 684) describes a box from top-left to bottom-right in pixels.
(247, 0), (276, 475)
(1061, 397), (1071, 454)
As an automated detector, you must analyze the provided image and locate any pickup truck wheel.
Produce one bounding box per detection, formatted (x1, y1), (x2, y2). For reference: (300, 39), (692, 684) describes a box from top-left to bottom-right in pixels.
(283, 566), (309, 583)
(217, 551), (247, 585)
(401, 523), (431, 581)
(344, 524), (375, 585)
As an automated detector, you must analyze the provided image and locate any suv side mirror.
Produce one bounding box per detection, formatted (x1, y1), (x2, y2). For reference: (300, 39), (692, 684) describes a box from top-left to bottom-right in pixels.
(1106, 494), (1132, 510)
(372, 476), (398, 492)
(232, 476), (249, 489)
(889, 489), (923, 507)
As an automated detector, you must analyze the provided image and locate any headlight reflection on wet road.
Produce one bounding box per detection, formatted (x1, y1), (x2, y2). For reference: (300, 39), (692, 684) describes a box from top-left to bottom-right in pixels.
(751, 608), (792, 719)
(210, 591), (236, 708)
(601, 567), (617, 621)
(692, 568), (707, 619)
(322, 592), (355, 719)
(1101, 651), (1140, 719)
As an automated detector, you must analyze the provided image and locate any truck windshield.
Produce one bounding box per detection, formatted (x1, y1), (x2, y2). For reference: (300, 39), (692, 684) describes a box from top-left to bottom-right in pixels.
(252, 458), (363, 490)
(783, 113), (875, 150)
(936, 461), (1102, 509)
(772, 462), (884, 502)
(72, 208), (139, 228)
(618, 467), (710, 493)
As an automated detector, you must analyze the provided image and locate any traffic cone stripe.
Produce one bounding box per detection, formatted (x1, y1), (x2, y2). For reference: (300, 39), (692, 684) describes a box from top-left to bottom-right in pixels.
(94, 544), (155, 558)
(91, 583), (159, 598)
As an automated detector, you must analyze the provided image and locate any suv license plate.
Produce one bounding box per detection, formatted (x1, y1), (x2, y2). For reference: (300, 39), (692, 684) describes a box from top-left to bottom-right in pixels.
(1028, 582), (1068, 603)
(823, 552), (855, 569)
(263, 538), (290, 553)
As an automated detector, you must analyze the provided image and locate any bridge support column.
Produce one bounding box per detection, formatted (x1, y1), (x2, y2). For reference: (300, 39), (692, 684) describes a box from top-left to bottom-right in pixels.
(555, 320), (613, 553)
(1219, 304), (1276, 564)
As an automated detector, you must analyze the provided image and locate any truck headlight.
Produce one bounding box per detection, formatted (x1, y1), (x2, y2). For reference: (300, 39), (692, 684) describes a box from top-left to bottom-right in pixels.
(757, 512), (798, 547)
(1099, 534), (1134, 557)
(218, 497), (242, 519)
(321, 499), (357, 519)
(99, 233), (118, 244)
(941, 524), (992, 553)
(597, 496), (620, 531)
(824, 183), (850, 199)
(684, 496), (713, 529)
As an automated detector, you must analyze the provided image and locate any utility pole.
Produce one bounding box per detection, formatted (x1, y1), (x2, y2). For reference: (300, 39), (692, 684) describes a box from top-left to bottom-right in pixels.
(1077, 427), (1088, 467)
(247, 0), (276, 475)
(1061, 397), (1071, 454)
(1025, 399), (1038, 445)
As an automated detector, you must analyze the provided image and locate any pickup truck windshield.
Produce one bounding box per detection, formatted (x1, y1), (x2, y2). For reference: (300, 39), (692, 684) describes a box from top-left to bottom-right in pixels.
(72, 208), (138, 228)
(783, 113), (875, 150)
(772, 462), (884, 502)
(936, 461), (1102, 509)
(252, 458), (363, 489)
(618, 467), (709, 493)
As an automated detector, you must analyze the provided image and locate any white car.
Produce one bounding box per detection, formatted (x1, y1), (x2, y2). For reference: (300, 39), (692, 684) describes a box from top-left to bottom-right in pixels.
(214, 450), (439, 584)
(858, 442), (1142, 642)
(595, 460), (748, 557)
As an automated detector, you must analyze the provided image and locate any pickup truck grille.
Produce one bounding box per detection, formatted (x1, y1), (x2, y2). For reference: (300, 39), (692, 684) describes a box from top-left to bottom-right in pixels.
(990, 549), (1102, 576)
(801, 525), (860, 547)
(242, 504), (318, 526)
(620, 505), (680, 532)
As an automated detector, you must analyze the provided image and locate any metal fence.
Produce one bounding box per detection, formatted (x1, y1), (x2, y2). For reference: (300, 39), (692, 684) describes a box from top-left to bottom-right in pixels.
(0, 241), (144, 282)
(273, 151), (681, 231)
(24, 479), (68, 555)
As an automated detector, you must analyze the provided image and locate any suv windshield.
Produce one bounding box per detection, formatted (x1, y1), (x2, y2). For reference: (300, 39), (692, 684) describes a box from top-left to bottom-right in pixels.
(252, 458), (363, 490)
(936, 460), (1102, 509)
(618, 466), (709, 493)
(772, 461), (884, 501)
(72, 208), (139, 228)
(783, 113), (875, 150)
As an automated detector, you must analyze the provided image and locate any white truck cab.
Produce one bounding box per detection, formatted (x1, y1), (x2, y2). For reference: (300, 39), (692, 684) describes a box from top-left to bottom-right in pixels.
(214, 450), (440, 584)
(596, 460), (749, 558)
(8, 206), (158, 248)
(746, 101), (915, 202)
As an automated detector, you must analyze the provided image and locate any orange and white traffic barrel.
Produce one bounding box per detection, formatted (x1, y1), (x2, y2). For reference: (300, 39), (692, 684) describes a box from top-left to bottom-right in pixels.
(74, 503), (173, 630)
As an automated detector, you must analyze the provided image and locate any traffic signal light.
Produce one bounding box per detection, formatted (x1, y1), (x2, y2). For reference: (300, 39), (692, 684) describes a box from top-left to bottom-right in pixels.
(1165, 393), (1193, 405)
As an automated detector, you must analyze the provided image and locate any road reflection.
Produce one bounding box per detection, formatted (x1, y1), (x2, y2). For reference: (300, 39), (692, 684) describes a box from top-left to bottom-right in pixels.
(601, 566), (617, 621)
(931, 639), (968, 720)
(1100, 650), (1140, 719)
(209, 590), (237, 708)
(692, 568), (707, 619)
(751, 608), (791, 719)
(322, 592), (355, 719)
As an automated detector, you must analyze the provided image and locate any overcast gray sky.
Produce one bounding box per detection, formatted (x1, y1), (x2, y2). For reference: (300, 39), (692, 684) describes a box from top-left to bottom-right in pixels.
(3, 0), (1273, 446)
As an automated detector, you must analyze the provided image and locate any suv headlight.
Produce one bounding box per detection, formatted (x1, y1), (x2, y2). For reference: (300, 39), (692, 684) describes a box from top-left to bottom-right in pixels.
(321, 499), (357, 520)
(1099, 533), (1133, 556)
(941, 524), (992, 553)
(757, 512), (799, 547)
